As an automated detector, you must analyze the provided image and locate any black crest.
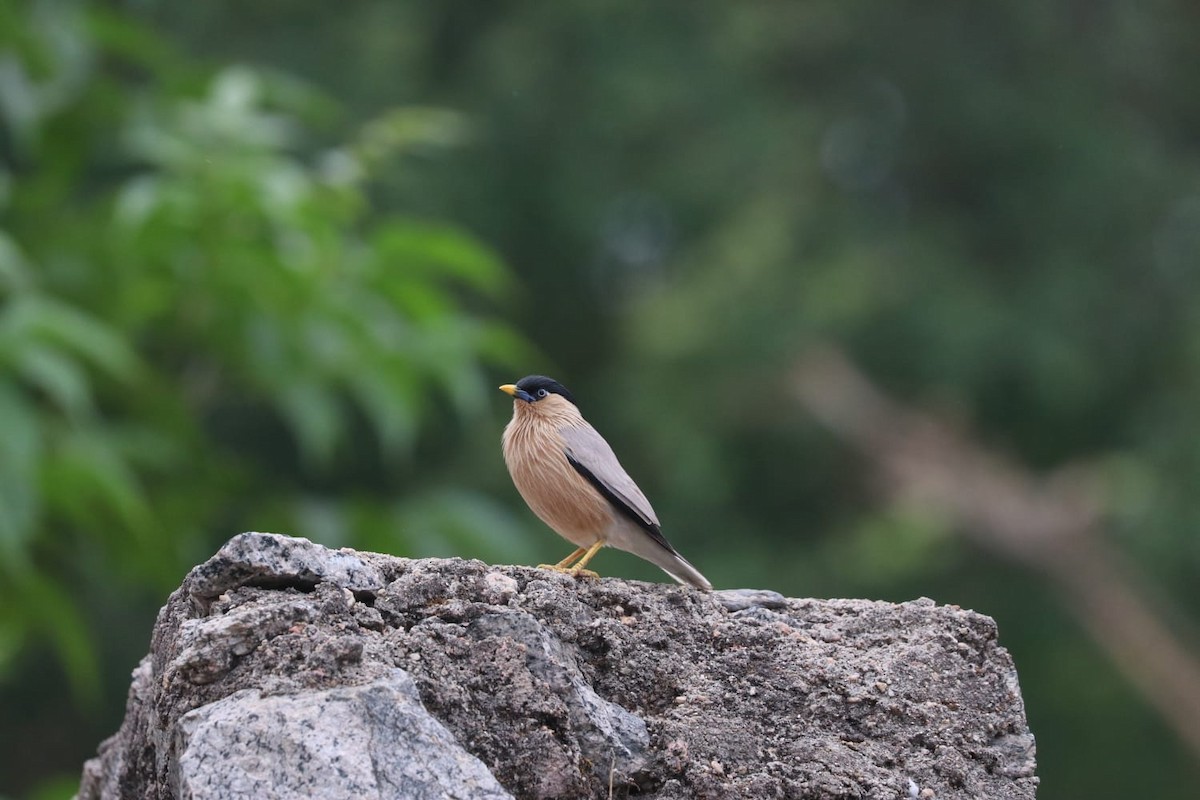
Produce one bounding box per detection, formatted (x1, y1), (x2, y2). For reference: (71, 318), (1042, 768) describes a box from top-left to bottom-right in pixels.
(515, 375), (576, 405)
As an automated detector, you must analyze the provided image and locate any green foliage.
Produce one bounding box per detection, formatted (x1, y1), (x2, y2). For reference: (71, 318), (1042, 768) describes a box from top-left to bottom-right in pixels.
(0, 0), (525, 728)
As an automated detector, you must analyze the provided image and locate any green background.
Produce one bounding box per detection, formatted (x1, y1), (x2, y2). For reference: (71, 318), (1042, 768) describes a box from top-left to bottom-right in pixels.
(3, 2), (1199, 797)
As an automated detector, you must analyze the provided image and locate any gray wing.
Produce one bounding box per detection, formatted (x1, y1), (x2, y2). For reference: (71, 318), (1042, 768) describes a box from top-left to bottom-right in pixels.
(560, 424), (678, 555)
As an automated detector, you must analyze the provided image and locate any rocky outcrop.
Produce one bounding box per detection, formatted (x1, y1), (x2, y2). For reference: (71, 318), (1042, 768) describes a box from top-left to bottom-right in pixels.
(79, 532), (1037, 799)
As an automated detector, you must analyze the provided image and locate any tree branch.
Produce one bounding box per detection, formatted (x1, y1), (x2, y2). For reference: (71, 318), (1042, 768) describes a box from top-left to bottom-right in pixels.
(792, 345), (1200, 760)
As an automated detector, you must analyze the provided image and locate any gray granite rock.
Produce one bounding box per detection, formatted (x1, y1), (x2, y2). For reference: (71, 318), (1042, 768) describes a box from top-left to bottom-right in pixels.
(173, 671), (511, 799)
(79, 532), (1038, 799)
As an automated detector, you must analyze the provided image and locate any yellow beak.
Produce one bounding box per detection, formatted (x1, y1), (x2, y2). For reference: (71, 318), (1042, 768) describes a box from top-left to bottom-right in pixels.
(499, 384), (518, 396)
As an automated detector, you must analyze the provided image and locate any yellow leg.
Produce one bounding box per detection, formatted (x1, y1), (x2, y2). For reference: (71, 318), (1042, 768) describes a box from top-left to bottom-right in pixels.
(551, 546), (588, 570)
(536, 542), (604, 580)
(568, 541), (605, 576)
(537, 547), (585, 572)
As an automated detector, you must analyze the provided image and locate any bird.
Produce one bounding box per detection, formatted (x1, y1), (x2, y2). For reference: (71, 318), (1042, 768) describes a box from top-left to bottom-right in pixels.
(499, 375), (712, 591)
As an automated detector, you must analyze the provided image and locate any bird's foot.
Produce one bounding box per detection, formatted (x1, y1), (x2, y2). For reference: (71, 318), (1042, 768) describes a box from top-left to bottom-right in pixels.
(536, 564), (601, 581)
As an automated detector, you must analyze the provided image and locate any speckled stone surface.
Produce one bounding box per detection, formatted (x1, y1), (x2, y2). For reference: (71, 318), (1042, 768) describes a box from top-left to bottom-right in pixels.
(78, 532), (1037, 799)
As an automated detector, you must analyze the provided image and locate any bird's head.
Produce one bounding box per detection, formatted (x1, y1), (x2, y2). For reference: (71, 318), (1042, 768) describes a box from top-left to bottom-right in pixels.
(499, 375), (577, 416)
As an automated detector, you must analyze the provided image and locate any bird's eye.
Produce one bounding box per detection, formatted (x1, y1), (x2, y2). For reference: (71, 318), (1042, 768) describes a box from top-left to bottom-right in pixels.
(536, 388), (548, 398)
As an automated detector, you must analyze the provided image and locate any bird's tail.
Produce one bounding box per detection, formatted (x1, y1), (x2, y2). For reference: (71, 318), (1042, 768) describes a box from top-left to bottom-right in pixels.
(607, 520), (713, 590)
(641, 546), (713, 591)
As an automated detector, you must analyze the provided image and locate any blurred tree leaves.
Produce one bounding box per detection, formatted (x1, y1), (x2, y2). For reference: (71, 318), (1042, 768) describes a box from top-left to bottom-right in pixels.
(0, 0), (525, 713)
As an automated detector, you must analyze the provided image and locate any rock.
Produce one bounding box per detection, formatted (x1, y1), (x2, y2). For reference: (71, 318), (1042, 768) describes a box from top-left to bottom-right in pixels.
(78, 532), (1038, 799)
(174, 672), (511, 799)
